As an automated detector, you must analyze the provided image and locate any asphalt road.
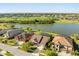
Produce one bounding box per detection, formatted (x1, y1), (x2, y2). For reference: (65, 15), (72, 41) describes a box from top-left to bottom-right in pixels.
(0, 43), (35, 56)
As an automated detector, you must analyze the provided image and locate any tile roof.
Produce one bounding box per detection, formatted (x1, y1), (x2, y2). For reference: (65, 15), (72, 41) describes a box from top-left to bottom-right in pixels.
(52, 36), (73, 47)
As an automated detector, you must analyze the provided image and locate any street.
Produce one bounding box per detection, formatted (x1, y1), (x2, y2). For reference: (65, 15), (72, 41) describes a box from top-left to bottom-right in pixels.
(0, 43), (35, 56)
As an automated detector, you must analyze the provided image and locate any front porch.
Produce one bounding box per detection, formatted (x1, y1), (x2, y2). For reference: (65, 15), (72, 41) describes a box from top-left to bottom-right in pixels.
(51, 44), (73, 53)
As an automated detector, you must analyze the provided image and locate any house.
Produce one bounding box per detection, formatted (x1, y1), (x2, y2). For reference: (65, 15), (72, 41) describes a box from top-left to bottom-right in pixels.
(30, 35), (43, 45)
(39, 36), (50, 46)
(52, 36), (73, 52)
(15, 32), (34, 42)
(5, 29), (24, 39)
(30, 34), (49, 47)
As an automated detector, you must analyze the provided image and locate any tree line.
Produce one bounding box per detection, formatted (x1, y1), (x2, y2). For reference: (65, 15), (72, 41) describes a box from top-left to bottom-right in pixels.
(0, 16), (58, 24)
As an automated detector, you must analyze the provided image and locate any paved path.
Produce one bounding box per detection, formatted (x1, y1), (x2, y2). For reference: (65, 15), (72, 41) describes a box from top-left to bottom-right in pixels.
(58, 51), (72, 56)
(0, 43), (35, 56)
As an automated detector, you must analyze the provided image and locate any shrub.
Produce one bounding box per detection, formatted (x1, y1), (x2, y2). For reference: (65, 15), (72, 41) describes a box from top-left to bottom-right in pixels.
(27, 27), (32, 31)
(27, 46), (37, 53)
(34, 30), (43, 35)
(7, 39), (17, 46)
(2, 39), (7, 44)
(41, 49), (58, 56)
(0, 36), (5, 42)
(4, 51), (14, 56)
(0, 23), (14, 29)
(72, 50), (79, 56)
(19, 41), (35, 51)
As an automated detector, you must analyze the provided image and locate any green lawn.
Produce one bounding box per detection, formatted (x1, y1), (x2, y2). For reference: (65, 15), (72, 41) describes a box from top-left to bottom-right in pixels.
(0, 23), (14, 29)
(55, 19), (79, 24)
(4, 52), (14, 56)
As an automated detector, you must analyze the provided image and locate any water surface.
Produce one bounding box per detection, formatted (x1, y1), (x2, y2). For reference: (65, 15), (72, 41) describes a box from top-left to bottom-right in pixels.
(12, 23), (79, 35)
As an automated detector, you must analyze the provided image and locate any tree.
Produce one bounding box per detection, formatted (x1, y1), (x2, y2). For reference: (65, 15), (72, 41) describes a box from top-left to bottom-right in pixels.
(70, 33), (79, 44)
(27, 27), (32, 31)
(72, 50), (79, 56)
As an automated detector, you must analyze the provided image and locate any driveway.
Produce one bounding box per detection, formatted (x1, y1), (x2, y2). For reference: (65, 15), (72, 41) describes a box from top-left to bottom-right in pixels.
(0, 43), (36, 56)
(58, 51), (72, 56)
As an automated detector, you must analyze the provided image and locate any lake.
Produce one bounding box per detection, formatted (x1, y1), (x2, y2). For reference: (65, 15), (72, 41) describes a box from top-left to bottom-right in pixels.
(12, 23), (79, 36)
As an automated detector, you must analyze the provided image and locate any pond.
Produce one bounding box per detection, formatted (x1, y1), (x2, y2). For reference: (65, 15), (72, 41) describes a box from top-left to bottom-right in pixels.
(12, 23), (79, 36)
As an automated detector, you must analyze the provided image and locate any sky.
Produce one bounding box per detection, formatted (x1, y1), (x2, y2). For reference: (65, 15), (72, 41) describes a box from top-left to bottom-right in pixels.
(0, 3), (79, 13)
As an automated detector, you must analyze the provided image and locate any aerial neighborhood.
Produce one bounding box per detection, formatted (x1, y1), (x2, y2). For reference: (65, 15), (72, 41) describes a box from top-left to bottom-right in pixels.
(0, 13), (78, 56)
(0, 3), (79, 57)
(0, 23), (79, 56)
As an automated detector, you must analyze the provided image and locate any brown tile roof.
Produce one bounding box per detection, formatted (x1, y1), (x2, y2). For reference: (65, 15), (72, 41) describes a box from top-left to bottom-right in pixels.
(30, 34), (49, 46)
(39, 36), (49, 46)
(30, 35), (42, 43)
(15, 32), (33, 41)
(52, 36), (73, 47)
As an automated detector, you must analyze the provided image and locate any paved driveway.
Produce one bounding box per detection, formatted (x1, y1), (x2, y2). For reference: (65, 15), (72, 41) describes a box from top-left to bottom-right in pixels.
(58, 51), (72, 56)
(0, 43), (35, 56)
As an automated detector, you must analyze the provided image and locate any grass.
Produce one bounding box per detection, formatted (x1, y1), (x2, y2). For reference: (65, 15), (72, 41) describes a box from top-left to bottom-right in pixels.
(7, 39), (17, 46)
(40, 49), (58, 56)
(27, 46), (37, 53)
(0, 36), (5, 42)
(0, 36), (17, 46)
(34, 30), (43, 35)
(19, 41), (37, 52)
(55, 19), (79, 24)
(0, 36), (8, 44)
(4, 52), (14, 56)
(71, 50), (79, 56)
(70, 34), (79, 44)
(0, 23), (14, 29)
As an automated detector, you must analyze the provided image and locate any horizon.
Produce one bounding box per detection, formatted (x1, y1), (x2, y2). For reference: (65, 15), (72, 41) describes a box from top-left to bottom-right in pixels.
(0, 3), (79, 13)
(2, 12), (79, 13)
